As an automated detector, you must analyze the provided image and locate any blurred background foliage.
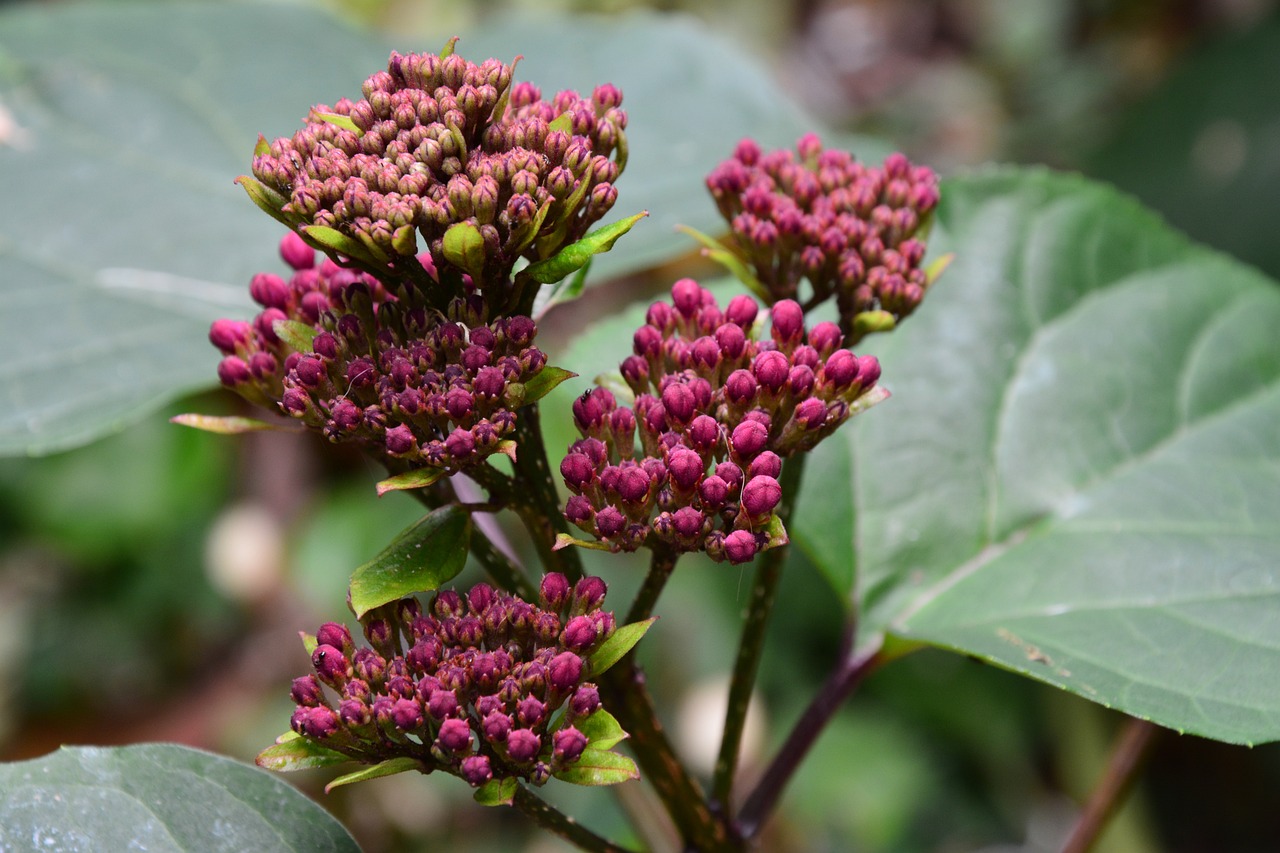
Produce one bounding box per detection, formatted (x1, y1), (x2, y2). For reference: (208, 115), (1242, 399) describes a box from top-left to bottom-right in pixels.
(2, 0), (1279, 851)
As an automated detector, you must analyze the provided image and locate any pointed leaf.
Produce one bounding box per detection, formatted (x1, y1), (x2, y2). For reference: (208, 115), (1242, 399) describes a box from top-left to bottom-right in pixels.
(676, 224), (771, 302)
(273, 318), (319, 353)
(522, 211), (649, 285)
(473, 776), (518, 806)
(170, 413), (297, 435)
(552, 748), (639, 786)
(793, 167), (1280, 745)
(587, 617), (657, 677)
(313, 111), (360, 135)
(533, 258), (592, 320)
(324, 757), (423, 793)
(300, 224), (380, 266)
(523, 366), (578, 406)
(256, 734), (349, 772)
(375, 466), (447, 496)
(235, 174), (295, 227)
(0, 744), (358, 852)
(349, 505), (472, 617)
(553, 533), (613, 553)
(574, 708), (629, 751)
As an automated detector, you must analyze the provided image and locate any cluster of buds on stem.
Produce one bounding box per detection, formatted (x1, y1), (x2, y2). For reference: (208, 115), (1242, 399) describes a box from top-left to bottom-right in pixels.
(287, 575), (622, 788)
(246, 44), (627, 315)
(211, 234), (552, 475)
(560, 279), (886, 564)
(705, 134), (939, 342)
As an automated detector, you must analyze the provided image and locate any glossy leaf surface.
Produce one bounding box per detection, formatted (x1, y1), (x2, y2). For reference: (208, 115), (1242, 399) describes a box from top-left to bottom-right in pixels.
(348, 505), (472, 618)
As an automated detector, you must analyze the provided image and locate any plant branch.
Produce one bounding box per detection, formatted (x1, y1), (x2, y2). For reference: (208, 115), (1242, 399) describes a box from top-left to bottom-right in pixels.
(510, 404), (584, 580)
(712, 454), (807, 811)
(627, 545), (680, 625)
(512, 784), (637, 853)
(1061, 717), (1160, 853)
(736, 633), (884, 839)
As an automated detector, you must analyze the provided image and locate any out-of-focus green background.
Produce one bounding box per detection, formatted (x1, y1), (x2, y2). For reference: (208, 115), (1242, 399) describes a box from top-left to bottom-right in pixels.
(2, 1), (1278, 850)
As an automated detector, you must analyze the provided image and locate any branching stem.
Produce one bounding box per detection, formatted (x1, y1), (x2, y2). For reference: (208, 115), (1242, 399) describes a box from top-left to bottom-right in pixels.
(512, 784), (637, 853)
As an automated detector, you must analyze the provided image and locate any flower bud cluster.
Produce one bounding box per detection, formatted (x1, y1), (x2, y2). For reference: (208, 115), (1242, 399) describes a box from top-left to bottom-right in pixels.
(705, 134), (939, 341)
(561, 279), (882, 564)
(250, 46), (627, 301)
(289, 574), (617, 788)
(212, 234), (547, 474)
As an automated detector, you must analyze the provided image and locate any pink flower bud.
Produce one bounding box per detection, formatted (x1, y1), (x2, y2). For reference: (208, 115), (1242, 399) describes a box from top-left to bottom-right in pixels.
(437, 717), (472, 752)
(507, 728), (541, 763)
(209, 319), (253, 354)
(731, 420), (769, 459)
(560, 453), (596, 491)
(250, 273), (290, 310)
(666, 445), (705, 490)
(573, 576), (607, 612)
(748, 451), (782, 480)
(292, 705), (341, 739)
(291, 675), (324, 707)
(561, 615), (598, 651)
(482, 711), (513, 744)
(280, 231), (316, 270)
(661, 383), (696, 427)
(770, 300), (805, 345)
(753, 350), (789, 391)
(217, 356), (252, 387)
(724, 529), (759, 564)
(386, 425), (416, 456)
(317, 622), (354, 655)
(553, 726), (588, 764)
(548, 651), (584, 692)
(671, 278), (704, 317)
(741, 475), (782, 519)
(725, 294), (759, 327)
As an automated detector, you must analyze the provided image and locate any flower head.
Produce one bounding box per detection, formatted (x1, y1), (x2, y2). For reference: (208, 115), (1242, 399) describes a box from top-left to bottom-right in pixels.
(705, 135), (938, 342)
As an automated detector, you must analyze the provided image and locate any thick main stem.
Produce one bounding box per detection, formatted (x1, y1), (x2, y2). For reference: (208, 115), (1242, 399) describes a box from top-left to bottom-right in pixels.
(736, 634), (884, 839)
(510, 405), (584, 580)
(1061, 717), (1160, 853)
(512, 784), (636, 853)
(627, 546), (679, 625)
(712, 454), (807, 811)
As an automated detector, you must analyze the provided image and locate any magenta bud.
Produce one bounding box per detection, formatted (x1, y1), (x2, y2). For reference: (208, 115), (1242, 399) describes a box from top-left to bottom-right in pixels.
(445, 387), (474, 421)
(217, 356), (252, 387)
(633, 325), (662, 358)
(724, 369), (758, 406)
(548, 651), (584, 692)
(390, 697), (424, 731)
(788, 365), (816, 397)
(317, 622), (354, 655)
(748, 451), (782, 480)
(292, 705), (341, 740)
(730, 420), (769, 459)
(714, 322), (747, 360)
(671, 278), (704, 317)
(573, 576), (607, 612)
(741, 475), (783, 519)
(621, 355), (650, 391)
(688, 415), (720, 452)
(660, 383), (696, 427)
(386, 424), (417, 456)
(561, 615), (598, 651)
(553, 726), (588, 764)
(437, 717), (472, 752)
(794, 397), (827, 429)
(428, 689), (458, 720)
(209, 319), (253, 354)
(770, 300), (805, 345)
(560, 453), (596, 491)
(338, 698), (371, 728)
(698, 475), (729, 510)
(595, 506), (625, 538)
(570, 684), (601, 717)
(506, 728), (541, 763)
(724, 529), (760, 564)
(291, 675), (324, 707)
(615, 465), (651, 503)
(280, 231), (316, 270)
(482, 711), (513, 744)
(311, 644), (351, 687)
(293, 355), (326, 388)
(565, 495), (595, 528)
(666, 445), (705, 490)
(808, 321), (843, 354)
(518, 695), (549, 727)
(856, 354), (881, 387)
(460, 755), (493, 786)
(823, 350), (859, 389)
(672, 506), (705, 540)
(445, 427), (476, 460)
(250, 273), (290, 310)
(539, 573), (572, 614)
(753, 350), (790, 392)
(725, 294), (759, 327)
(468, 582), (495, 615)
(645, 301), (673, 330)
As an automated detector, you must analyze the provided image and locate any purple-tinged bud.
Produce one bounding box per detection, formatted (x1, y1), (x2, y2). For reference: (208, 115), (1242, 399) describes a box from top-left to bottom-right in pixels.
(793, 397), (827, 430)
(507, 728), (541, 763)
(468, 583), (495, 616)
(540, 572), (572, 611)
(823, 350), (859, 389)
(645, 301), (673, 331)
(573, 576), (607, 612)
(317, 623), (354, 655)
(217, 356), (252, 387)
(570, 684), (601, 718)
(741, 475), (782, 519)
(857, 354), (881, 387)
(697, 476), (728, 510)
(661, 383), (696, 428)
(560, 453), (596, 492)
(209, 319), (253, 354)
(250, 273), (291, 310)
(445, 428), (476, 461)
(753, 350), (790, 392)
(725, 294), (759, 327)
(553, 726), (588, 764)
(548, 652), (584, 692)
(533, 611), (562, 644)
(386, 424), (417, 456)
(460, 755), (493, 786)
(595, 506), (625, 538)
(671, 279), (704, 317)
(434, 590), (464, 619)
(280, 231), (316, 270)
(445, 387), (474, 421)
(808, 322), (842, 355)
(311, 644), (351, 687)
(292, 705), (341, 740)
(724, 530), (760, 564)
(565, 495), (595, 528)
(666, 445), (705, 491)
(724, 369), (758, 406)
(615, 465), (651, 504)
(363, 618), (394, 656)
(714, 322), (747, 361)
(473, 365), (505, 399)
(561, 615), (598, 651)
(293, 355), (326, 389)
(518, 695), (548, 727)
(748, 451), (783, 480)
(428, 689), (458, 720)
(291, 675), (325, 707)
(482, 711), (513, 744)
(338, 698), (372, 728)
(788, 364), (816, 398)
(731, 420), (769, 459)
(672, 506), (706, 540)
(633, 325), (662, 358)
(390, 697), (424, 731)
(770, 300), (805, 345)
(248, 351), (279, 380)
(688, 415), (720, 453)
(621, 355), (649, 392)
(436, 717), (472, 752)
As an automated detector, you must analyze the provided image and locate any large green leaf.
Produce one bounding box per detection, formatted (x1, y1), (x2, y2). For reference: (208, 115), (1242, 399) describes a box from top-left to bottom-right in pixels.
(0, 743), (358, 852)
(792, 167), (1280, 745)
(348, 504), (472, 618)
(0, 2), (879, 456)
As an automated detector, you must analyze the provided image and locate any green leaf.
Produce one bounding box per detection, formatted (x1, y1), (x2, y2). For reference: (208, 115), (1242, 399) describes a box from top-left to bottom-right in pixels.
(324, 757), (423, 793)
(441, 221), (486, 281)
(574, 708), (629, 751)
(349, 505), (472, 618)
(552, 748), (639, 786)
(375, 466), (447, 497)
(273, 318), (319, 353)
(313, 111), (360, 135)
(521, 211), (649, 285)
(675, 225), (771, 302)
(0, 743), (359, 851)
(0, 5), (884, 455)
(587, 617), (657, 677)
(523, 366), (578, 406)
(169, 413), (296, 435)
(235, 174), (295, 227)
(299, 225), (380, 266)
(256, 732), (349, 772)
(533, 257), (592, 320)
(792, 167), (1280, 745)
(473, 776), (518, 806)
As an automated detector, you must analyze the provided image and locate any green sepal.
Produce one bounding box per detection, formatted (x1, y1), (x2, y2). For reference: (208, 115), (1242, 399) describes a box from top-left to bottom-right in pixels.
(441, 221), (486, 281)
(253, 135), (271, 158)
(760, 514), (790, 552)
(273, 318), (319, 353)
(852, 309), (897, 337)
(235, 175), (294, 228)
(313, 111), (360, 135)
(169, 414), (297, 435)
(324, 757), (423, 793)
(256, 732), (348, 772)
(439, 35), (459, 58)
(548, 111), (574, 134)
(375, 466), (447, 497)
(522, 366), (577, 406)
(574, 708), (629, 751)
(532, 258), (591, 320)
(299, 225), (380, 267)
(391, 223), (418, 256)
(349, 505), (472, 618)
(587, 617), (657, 677)
(552, 748), (639, 786)
(924, 251), (954, 287)
(553, 533), (613, 553)
(521, 211), (648, 285)
(676, 224), (770, 302)
(473, 776), (518, 806)
(300, 631), (318, 655)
